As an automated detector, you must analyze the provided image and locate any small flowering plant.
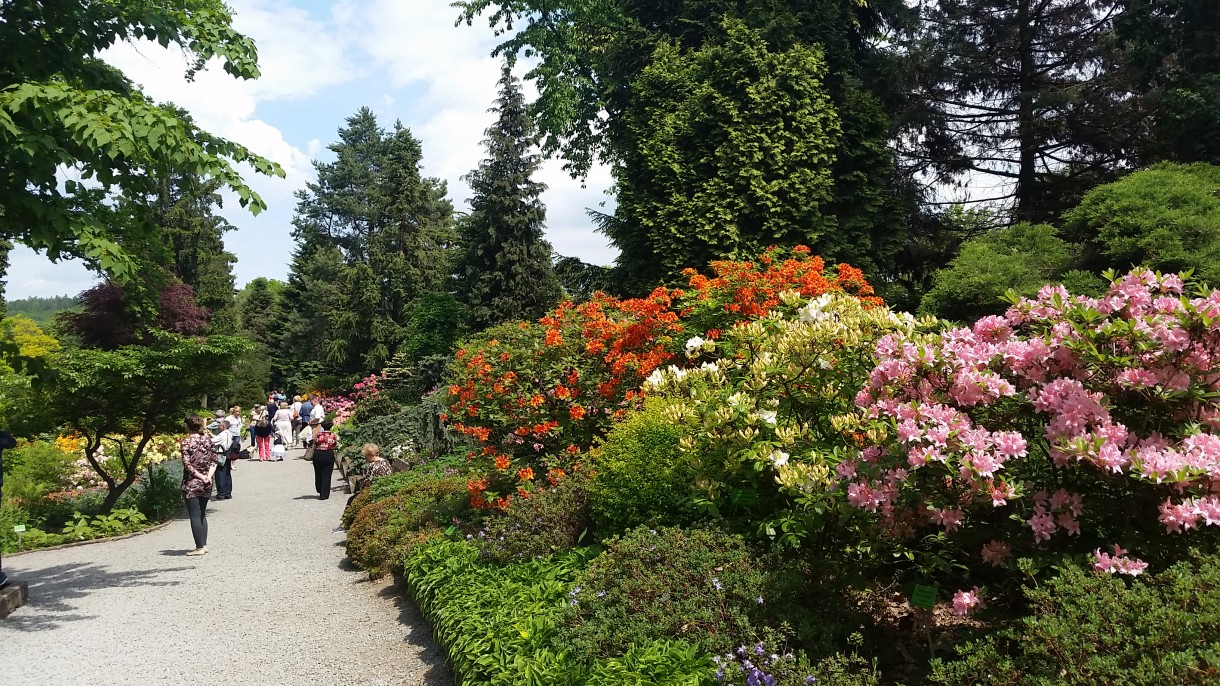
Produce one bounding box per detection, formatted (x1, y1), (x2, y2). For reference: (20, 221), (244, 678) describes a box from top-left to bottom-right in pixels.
(845, 268), (1220, 609)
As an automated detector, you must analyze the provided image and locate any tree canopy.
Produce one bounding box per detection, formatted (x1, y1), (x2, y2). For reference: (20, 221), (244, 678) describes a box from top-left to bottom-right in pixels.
(0, 0), (283, 280)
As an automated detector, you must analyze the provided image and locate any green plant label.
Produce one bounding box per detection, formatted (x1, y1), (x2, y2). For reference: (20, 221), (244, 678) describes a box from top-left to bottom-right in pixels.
(12, 525), (25, 533)
(444, 525), (457, 536)
(911, 584), (937, 609)
(730, 488), (758, 506)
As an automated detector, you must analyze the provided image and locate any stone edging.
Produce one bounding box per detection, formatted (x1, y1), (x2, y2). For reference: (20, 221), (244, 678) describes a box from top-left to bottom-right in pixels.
(5, 513), (180, 558)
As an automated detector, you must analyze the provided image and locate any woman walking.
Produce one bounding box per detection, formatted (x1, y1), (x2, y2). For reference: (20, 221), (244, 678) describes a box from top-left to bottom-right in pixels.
(310, 418), (338, 499)
(181, 414), (220, 556)
(273, 401), (293, 455)
(252, 404), (274, 461)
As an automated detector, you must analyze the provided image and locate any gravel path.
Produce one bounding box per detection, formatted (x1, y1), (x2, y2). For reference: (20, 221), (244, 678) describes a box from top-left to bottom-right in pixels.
(0, 446), (452, 686)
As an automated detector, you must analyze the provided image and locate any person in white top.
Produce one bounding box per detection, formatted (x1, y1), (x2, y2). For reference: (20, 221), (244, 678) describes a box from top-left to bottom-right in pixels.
(310, 400), (325, 424)
(273, 402), (293, 457)
(289, 396), (303, 446)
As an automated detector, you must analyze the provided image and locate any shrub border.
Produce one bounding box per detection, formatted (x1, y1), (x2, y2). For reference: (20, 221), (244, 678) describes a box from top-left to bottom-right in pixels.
(5, 510), (180, 557)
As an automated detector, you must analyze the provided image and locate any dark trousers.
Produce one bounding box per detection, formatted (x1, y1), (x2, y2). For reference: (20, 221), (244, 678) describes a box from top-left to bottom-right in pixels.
(185, 496), (210, 548)
(312, 450), (335, 499)
(215, 459), (233, 498)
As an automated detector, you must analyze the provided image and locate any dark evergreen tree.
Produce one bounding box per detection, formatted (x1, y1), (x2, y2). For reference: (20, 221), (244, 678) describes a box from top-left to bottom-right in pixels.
(455, 64), (561, 330)
(1114, 0), (1220, 166)
(456, 0), (916, 293)
(149, 167), (239, 333)
(902, 0), (1126, 223)
(280, 108), (455, 377)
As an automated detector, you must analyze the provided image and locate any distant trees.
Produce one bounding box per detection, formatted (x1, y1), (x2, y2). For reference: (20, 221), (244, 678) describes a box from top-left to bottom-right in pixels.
(278, 108), (457, 381)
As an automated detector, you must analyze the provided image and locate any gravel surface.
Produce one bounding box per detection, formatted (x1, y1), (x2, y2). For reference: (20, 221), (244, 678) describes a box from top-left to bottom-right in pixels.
(0, 446), (452, 686)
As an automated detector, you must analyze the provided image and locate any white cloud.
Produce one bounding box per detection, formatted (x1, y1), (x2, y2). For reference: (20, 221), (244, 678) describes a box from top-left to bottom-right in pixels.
(5, 247), (97, 300)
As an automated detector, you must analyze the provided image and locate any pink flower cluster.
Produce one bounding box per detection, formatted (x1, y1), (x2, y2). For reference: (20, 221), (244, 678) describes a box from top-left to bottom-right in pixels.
(1092, 544), (1149, 577)
(951, 587), (985, 616)
(849, 268), (1220, 569)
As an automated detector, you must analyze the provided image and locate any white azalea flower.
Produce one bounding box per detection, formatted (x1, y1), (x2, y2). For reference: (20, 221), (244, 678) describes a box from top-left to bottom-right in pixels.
(644, 369), (666, 388)
(769, 450), (790, 468)
(700, 361), (720, 373)
(758, 409), (777, 425)
(798, 294), (834, 323)
(685, 336), (706, 352)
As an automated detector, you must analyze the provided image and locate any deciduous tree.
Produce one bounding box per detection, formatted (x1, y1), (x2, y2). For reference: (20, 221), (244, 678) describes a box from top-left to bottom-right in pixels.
(0, 0), (283, 279)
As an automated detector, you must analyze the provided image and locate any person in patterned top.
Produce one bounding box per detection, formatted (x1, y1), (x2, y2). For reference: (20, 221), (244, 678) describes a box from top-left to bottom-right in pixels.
(180, 414), (221, 556)
(310, 418), (338, 500)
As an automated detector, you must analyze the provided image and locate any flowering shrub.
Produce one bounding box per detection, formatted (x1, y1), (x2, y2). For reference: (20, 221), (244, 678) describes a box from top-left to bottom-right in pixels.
(650, 293), (928, 541)
(846, 269), (1220, 606)
(447, 287), (684, 506)
(676, 246), (883, 337)
(447, 247), (884, 507)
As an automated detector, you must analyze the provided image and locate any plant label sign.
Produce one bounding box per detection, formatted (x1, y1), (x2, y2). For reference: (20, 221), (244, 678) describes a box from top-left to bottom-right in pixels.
(12, 525), (24, 533)
(911, 584), (937, 609)
(730, 488), (758, 506)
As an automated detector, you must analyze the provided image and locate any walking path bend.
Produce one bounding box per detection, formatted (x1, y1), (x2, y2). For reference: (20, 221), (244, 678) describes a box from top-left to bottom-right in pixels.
(0, 447), (452, 686)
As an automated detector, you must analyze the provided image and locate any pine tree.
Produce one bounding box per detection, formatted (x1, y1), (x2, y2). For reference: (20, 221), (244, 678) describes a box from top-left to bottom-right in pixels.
(455, 64), (561, 330)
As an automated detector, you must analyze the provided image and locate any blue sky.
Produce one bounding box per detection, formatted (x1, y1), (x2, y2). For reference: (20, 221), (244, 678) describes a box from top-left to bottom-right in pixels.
(6, 0), (616, 300)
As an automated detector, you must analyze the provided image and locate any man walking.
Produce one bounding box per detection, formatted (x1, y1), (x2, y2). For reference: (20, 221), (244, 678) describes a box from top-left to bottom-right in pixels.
(212, 418), (235, 500)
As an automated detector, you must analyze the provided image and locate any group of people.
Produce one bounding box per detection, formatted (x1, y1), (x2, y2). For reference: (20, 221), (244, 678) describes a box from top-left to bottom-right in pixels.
(176, 397), (391, 557)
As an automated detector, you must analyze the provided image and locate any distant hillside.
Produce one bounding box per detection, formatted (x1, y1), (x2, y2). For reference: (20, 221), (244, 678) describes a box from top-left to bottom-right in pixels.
(6, 295), (79, 326)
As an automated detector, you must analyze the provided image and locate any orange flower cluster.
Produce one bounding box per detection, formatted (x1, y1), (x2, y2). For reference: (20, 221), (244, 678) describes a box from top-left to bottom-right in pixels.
(679, 245), (882, 333)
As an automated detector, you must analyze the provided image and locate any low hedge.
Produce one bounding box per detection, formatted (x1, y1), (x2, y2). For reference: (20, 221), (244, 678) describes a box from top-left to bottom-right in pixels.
(403, 539), (716, 685)
(929, 551), (1220, 685)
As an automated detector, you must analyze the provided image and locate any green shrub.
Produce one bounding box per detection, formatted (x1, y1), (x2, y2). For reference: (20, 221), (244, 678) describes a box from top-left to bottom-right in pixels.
(472, 471), (592, 563)
(918, 223), (1096, 321)
(929, 552), (1220, 685)
(1, 440), (77, 507)
(404, 539), (713, 685)
(133, 462), (183, 521)
(0, 498), (29, 553)
(589, 400), (698, 535)
(341, 489), (373, 530)
(1063, 162), (1220, 283)
(345, 474), (469, 578)
(557, 526), (775, 659)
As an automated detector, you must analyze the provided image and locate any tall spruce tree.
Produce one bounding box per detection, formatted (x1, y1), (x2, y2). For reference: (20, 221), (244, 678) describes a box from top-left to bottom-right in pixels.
(456, 64), (561, 330)
(281, 109), (455, 376)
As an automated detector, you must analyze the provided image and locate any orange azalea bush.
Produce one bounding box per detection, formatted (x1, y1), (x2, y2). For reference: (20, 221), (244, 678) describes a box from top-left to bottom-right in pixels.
(447, 247), (884, 506)
(447, 288), (684, 507)
(675, 245), (882, 337)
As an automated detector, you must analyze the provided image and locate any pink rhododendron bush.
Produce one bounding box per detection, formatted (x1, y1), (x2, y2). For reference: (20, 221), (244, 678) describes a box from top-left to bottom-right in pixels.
(848, 269), (1220, 610)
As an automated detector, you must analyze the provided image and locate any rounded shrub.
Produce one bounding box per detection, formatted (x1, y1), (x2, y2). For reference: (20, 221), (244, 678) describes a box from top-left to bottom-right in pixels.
(929, 552), (1220, 685)
(589, 399), (697, 535)
(556, 526), (773, 658)
(471, 470), (592, 562)
(345, 474), (469, 578)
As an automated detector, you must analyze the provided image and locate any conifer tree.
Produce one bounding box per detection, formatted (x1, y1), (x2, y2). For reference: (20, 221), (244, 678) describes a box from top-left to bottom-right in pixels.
(455, 64), (561, 330)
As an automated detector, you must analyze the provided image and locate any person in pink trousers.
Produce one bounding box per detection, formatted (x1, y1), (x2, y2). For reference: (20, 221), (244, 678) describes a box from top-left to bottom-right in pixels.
(252, 403), (274, 460)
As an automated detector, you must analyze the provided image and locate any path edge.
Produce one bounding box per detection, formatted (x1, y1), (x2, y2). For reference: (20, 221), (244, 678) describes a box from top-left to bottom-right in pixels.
(6, 512), (180, 558)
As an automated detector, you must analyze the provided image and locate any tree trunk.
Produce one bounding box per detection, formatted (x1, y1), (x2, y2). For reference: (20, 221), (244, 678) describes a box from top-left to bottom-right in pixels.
(1015, 0), (1038, 223)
